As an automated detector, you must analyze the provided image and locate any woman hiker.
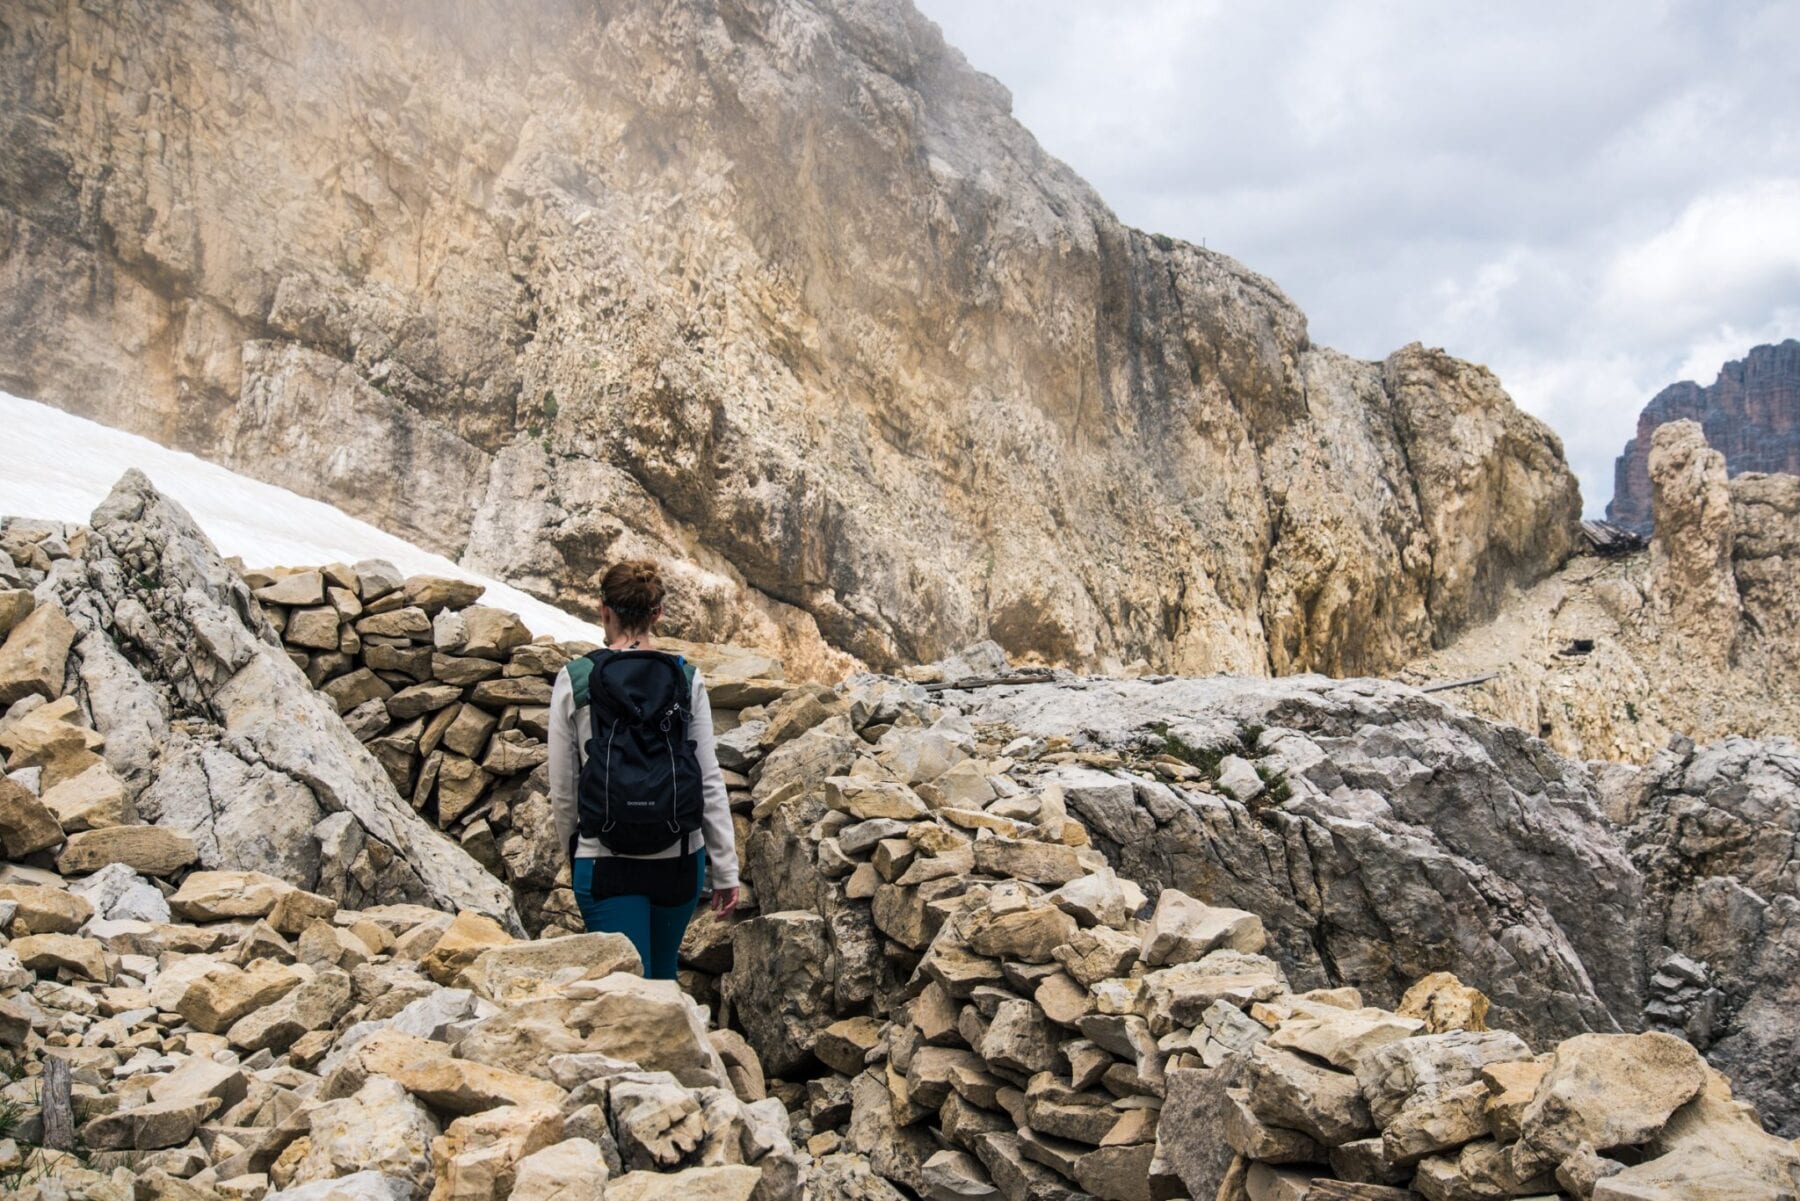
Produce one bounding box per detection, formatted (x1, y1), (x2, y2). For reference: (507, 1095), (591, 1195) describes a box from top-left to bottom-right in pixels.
(548, 559), (739, 980)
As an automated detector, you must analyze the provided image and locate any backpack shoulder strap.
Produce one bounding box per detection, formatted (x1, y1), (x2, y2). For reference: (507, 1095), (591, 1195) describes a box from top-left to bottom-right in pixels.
(650, 651), (693, 715)
(563, 649), (610, 710)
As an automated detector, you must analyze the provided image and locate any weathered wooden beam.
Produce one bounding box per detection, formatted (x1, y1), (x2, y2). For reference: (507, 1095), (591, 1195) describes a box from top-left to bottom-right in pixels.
(1418, 672), (1501, 694)
(41, 1054), (74, 1151)
(923, 673), (1057, 693)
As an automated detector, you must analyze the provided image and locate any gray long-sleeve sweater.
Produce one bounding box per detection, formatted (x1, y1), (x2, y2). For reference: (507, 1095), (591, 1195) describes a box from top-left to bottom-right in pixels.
(548, 658), (740, 890)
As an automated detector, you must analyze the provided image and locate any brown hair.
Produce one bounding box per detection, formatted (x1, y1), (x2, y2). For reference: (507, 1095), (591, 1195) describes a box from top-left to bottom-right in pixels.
(601, 559), (666, 629)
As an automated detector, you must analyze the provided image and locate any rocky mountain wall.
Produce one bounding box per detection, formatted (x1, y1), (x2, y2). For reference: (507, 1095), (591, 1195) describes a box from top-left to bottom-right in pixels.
(1608, 339), (1800, 533)
(1403, 420), (1800, 763)
(0, 0), (1579, 679)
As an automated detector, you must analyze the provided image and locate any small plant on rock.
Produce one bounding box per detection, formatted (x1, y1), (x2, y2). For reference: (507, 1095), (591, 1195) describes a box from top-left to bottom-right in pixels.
(1254, 762), (1292, 804)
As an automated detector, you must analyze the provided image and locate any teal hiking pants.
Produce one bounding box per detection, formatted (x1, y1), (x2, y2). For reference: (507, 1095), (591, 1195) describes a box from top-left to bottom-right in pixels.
(571, 851), (705, 980)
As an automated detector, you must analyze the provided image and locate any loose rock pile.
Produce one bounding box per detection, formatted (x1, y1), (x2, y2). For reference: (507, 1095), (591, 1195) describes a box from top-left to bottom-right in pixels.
(1, 525), (203, 885)
(242, 560), (786, 932)
(714, 674), (1800, 1201)
(0, 863), (800, 1200)
(4, 476), (1798, 1200)
(5, 475), (518, 929)
(2, 481), (808, 1200)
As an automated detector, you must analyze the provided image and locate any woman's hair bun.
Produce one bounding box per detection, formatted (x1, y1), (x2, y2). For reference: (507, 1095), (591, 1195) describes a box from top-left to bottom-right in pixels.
(601, 558), (666, 627)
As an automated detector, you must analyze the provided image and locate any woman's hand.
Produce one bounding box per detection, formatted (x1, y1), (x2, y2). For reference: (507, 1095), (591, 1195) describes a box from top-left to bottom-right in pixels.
(710, 886), (739, 916)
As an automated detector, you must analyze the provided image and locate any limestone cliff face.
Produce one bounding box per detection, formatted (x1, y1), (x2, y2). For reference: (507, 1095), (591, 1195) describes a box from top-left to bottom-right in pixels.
(1608, 340), (1800, 533)
(0, 0), (1579, 678)
(1405, 420), (1800, 763)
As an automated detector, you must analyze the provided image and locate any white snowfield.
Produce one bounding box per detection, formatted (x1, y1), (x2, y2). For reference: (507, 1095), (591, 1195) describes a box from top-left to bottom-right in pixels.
(0, 390), (607, 645)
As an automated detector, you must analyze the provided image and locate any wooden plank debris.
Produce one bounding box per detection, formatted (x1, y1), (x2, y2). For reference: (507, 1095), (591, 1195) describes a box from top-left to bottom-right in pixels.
(42, 1055), (74, 1151)
(1580, 519), (1646, 557)
(1418, 672), (1500, 694)
(924, 672), (1058, 693)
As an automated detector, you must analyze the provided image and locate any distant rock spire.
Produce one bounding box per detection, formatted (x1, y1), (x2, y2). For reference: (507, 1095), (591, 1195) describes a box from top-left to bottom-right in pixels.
(1608, 339), (1800, 533)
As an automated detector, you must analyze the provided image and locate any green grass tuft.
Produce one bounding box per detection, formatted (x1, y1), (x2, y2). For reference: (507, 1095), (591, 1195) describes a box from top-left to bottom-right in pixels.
(1254, 762), (1293, 805)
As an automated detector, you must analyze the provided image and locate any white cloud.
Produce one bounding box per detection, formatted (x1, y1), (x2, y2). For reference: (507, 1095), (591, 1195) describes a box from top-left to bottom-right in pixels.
(1600, 180), (1800, 336)
(1670, 308), (1800, 388)
(913, 0), (1800, 515)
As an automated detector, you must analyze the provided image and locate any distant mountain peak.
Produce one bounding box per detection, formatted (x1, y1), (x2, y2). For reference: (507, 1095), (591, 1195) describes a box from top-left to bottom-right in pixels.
(1608, 339), (1800, 532)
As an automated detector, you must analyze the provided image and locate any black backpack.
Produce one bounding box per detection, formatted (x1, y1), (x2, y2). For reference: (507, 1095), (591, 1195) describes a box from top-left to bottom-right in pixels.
(576, 648), (706, 856)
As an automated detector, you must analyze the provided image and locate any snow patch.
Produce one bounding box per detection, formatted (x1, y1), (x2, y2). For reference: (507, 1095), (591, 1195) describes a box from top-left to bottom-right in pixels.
(0, 391), (606, 644)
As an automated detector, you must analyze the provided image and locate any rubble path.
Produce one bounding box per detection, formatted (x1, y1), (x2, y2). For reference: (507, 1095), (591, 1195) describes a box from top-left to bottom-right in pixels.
(706, 668), (1799, 1200)
(2, 477), (1798, 1200)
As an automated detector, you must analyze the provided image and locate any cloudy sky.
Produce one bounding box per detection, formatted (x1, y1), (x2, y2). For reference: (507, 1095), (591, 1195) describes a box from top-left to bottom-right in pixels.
(911, 0), (1800, 515)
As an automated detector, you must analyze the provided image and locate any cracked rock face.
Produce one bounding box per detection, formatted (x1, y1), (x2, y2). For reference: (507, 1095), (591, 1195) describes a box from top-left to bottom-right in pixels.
(1600, 737), (1800, 1138)
(951, 675), (1643, 1047)
(43, 470), (520, 929)
(0, 0), (1576, 678)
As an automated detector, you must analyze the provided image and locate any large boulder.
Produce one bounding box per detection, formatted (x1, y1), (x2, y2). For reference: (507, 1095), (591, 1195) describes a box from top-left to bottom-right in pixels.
(38, 760), (132, 831)
(1594, 1072), (1800, 1201)
(0, 601), (76, 705)
(174, 959), (306, 1033)
(1512, 1033), (1708, 1176)
(0, 774), (64, 856)
(387, 1056), (567, 1115)
(56, 825), (198, 876)
(0, 695), (103, 788)
(169, 869), (294, 921)
(458, 974), (724, 1088)
(45, 471), (520, 929)
(511, 1138), (612, 1200)
(419, 910), (515, 984)
(455, 932), (642, 1004)
(722, 911), (834, 1076)
(290, 1076), (441, 1192)
(0, 882), (92, 934)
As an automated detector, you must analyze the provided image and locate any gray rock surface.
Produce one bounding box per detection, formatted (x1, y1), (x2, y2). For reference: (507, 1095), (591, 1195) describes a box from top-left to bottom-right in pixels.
(959, 673), (1640, 1046)
(722, 911), (834, 1076)
(1601, 736), (1800, 1136)
(47, 471), (520, 929)
(966, 674), (1800, 1138)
